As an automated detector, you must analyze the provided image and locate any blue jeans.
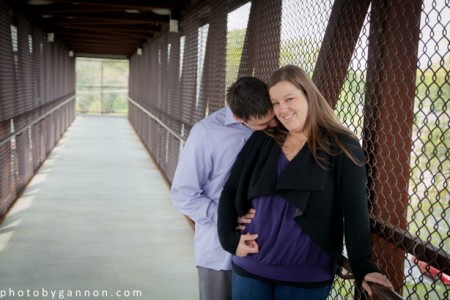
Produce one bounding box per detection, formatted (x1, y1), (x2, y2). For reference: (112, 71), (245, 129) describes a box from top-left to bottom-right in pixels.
(232, 271), (332, 300)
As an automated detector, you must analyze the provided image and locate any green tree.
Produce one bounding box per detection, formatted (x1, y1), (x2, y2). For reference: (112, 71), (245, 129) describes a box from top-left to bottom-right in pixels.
(408, 56), (450, 254)
(280, 38), (321, 74)
(226, 28), (247, 88)
(76, 58), (129, 114)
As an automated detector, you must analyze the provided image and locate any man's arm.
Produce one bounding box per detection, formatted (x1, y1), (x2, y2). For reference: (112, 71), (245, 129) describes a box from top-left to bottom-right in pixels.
(171, 123), (217, 225)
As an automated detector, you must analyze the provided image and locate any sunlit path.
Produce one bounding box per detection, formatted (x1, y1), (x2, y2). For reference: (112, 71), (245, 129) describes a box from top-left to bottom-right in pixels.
(0, 115), (198, 299)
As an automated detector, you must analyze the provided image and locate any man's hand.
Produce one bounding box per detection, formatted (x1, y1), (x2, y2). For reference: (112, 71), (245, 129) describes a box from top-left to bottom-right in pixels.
(235, 233), (259, 257)
(236, 208), (256, 230)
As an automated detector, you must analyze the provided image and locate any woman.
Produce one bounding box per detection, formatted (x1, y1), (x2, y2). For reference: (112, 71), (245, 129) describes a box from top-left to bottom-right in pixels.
(217, 65), (393, 299)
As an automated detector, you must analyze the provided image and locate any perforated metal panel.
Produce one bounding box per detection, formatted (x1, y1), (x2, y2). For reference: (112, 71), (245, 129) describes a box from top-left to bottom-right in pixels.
(0, 0), (76, 217)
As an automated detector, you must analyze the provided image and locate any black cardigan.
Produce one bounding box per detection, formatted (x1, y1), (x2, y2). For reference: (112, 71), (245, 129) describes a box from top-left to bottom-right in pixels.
(217, 131), (380, 285)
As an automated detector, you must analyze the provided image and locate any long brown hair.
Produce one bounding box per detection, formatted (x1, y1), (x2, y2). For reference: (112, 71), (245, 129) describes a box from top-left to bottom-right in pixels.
(266, 65), (362, 168)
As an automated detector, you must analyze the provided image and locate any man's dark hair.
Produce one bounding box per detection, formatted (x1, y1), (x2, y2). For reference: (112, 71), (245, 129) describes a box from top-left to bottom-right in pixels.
(226, 76), (272, 121)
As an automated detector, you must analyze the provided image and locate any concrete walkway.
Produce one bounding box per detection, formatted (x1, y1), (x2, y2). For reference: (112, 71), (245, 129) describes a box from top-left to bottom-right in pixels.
(0, 115), (198, 299)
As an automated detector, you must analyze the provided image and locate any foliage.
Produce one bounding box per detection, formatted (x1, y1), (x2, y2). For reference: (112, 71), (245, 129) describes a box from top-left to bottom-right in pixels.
(332, 56), (449, 298)
(226, 28), (247, 89)
(335, 70), (366, 137)
(226, 29), (321, 86)
(408, 55), (450, 254)
(279, 38), (321, 74)
(76, 58), (129, 114)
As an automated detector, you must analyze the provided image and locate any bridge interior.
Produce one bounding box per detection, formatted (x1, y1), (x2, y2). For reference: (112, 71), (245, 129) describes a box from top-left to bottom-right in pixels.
(0, 0), (449, 299)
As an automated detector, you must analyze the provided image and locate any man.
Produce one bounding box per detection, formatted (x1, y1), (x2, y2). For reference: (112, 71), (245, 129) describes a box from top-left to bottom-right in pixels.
(171, 77), (276, 300)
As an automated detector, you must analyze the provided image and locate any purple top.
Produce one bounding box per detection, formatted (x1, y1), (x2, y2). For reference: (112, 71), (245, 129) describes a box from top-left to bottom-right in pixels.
(233, 152), (334, 283)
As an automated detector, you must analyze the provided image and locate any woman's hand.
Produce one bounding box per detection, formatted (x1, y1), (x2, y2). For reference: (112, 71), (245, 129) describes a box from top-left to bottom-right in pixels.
(362, 272), (394, 297)
(236, 208), (256, 230)
(235, 233), (259, 257)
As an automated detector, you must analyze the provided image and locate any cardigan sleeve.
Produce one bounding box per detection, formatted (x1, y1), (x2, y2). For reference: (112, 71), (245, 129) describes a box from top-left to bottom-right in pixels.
(339, 137), (381, 285)
(217, 161), (242, 254)
(217, 132), (260, 254)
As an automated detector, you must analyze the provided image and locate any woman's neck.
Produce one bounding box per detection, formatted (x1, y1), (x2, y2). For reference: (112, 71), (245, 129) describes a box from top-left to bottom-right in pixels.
(287, 131), (308, 141)
(282, 132), (308, 161)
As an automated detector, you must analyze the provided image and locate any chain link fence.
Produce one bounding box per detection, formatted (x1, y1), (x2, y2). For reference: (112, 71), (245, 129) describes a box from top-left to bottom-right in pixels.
(129, 0), (449, 299)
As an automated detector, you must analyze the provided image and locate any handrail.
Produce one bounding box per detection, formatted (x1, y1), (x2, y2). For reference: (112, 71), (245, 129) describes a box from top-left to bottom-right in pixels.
(0, 95), (76, 147)
(371, 215), (450, 275)
(370, 283), (404, 300)
(128, 97), (185, 143)
(340, 257), (404, 300)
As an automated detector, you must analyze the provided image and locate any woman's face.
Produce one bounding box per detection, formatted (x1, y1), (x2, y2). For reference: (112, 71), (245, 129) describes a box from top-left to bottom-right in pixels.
(269, 80), (309, 134)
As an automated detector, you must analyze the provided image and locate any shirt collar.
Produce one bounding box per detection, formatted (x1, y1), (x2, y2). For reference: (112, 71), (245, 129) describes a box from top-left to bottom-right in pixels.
(224, 106), (241, 126)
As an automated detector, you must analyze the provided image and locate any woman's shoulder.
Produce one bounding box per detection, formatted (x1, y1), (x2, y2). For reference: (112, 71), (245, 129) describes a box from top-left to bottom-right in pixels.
(319, 128), (364, 160)
(336, 131), (360, 147)
(238, 130), (274, 158)
(248, 130), (273, 143)
(318, 128), (358, 145)
(335, 131), (365, 163)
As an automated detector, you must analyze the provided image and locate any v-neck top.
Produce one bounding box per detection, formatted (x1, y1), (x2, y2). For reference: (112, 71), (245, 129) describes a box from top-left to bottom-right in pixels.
(218, 130), (381, 285)
(232, 152), (334, 283)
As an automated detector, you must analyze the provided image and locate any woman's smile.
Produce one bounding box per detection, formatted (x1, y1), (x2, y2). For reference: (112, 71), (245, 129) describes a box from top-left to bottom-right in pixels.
(269, 81), (309, 134)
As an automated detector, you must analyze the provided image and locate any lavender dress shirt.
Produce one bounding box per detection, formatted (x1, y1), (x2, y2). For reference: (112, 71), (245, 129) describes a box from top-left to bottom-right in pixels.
(171, 106), (253, 270)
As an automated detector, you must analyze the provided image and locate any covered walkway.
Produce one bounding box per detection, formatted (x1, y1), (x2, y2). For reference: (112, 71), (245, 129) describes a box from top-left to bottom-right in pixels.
(1, 0), (449, 299)
(0, 115), (198, 299)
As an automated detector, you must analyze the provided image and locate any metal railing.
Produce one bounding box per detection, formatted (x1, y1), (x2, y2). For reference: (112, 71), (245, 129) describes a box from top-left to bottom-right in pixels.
(0, 96), (75, 147)
(340, 257), (404, 300)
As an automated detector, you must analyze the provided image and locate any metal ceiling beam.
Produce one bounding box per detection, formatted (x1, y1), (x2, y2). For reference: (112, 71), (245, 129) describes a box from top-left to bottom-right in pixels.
(7, 0), (190, 58)
(43, 12), (170, 23)
(33, 0), (189, 11)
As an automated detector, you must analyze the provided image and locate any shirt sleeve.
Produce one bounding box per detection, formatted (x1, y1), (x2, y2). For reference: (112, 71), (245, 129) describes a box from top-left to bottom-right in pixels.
(171, 123), (217, 225)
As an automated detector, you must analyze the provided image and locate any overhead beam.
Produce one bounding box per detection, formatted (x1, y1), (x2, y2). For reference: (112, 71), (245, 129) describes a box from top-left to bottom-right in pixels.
(61, 34), (147, 43)
(30, 0), (189, 10)
(54, 23), (161, 32)
(36, 4), (134, 14)
(58, 27), (154, 38)
(42, 12), (170, 23)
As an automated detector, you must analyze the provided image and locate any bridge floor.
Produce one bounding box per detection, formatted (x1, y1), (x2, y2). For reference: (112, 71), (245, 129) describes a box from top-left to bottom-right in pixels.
(0, 115), (198, 299)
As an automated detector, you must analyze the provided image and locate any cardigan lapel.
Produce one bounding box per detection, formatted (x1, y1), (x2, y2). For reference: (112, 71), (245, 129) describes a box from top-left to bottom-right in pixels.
(276, 145), (327, 192)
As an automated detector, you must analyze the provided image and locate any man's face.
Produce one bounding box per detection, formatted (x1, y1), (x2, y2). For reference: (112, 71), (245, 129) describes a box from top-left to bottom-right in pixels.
(242, 111), (277, 131)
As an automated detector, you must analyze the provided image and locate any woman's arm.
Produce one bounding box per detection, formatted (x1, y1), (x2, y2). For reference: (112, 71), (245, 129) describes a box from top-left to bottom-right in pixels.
(217, 132), (263, 255)
(217, 163), (243, 254)
(339, 138), (382, 284)
(218, 164), (259, 256)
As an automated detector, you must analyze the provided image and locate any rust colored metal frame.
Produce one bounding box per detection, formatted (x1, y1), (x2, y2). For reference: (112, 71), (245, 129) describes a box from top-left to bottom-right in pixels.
(312, 0), (424, 295)
(313, 0), (371, 108)
(363, 0), (422, 294)
(238, 0), (282, 82)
